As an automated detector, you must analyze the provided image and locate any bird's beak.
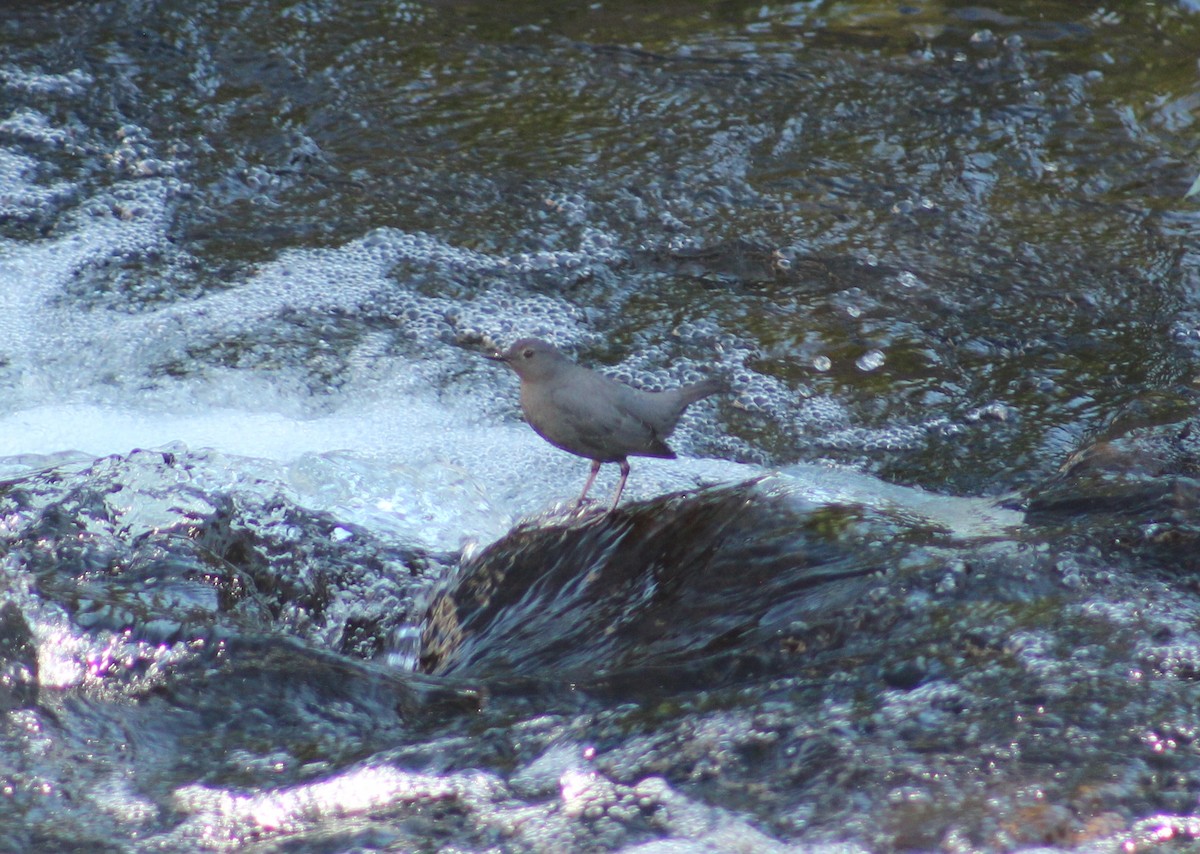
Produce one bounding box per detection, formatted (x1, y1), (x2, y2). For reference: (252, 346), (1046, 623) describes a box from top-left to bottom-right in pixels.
(483, 349), (507, 362)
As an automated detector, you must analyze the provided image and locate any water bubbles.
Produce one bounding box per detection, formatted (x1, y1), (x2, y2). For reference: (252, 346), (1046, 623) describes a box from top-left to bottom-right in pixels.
(856, 349), (886, 372)
(0, 66), (92, 98)
(821, 424), (931, 452)
(542, 194), (589, 226)
(0, 108), (72, 146)
(0, 149), (74, 224)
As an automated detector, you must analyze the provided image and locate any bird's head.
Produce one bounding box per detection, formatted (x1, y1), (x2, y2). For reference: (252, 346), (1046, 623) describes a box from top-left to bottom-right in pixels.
(485, 337), (568, 382)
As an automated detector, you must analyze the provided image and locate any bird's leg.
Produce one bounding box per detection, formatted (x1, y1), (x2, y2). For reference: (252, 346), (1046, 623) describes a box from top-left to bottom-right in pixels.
(577, 459), (603, 506)
(609, 460), (630, 510)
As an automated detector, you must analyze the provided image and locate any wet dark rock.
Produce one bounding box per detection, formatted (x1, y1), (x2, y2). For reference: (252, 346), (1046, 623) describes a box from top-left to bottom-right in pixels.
(3, 453), (1200, 852)
(1023, 415), (1200, 572)
(134, 635), (482, 768)
(420, 477), (916, 685)
(0, 448), (445, 658)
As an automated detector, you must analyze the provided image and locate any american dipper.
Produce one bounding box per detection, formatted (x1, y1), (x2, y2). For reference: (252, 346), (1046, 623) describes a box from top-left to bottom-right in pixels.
(487, 337), (726, 509)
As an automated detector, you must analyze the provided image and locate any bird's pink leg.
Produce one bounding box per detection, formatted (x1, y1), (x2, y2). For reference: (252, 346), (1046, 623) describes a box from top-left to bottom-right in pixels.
(609, 460), (630, 510)
(577, 459), (602, 505)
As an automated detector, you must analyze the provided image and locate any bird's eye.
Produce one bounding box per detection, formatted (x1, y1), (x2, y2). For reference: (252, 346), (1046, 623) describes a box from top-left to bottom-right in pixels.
(522, 348), (534, 359)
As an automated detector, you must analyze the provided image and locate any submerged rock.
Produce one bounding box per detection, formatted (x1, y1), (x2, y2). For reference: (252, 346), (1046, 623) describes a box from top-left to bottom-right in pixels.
(0, 446), (446, 659)
(420, 477), (927, 686)
(0, 602), (38, 712)
(1023, 415), (1200, 572)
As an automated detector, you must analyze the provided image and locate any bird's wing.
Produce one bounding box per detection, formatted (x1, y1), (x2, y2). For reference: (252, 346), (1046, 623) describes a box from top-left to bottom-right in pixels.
(541, 375), (675, 461)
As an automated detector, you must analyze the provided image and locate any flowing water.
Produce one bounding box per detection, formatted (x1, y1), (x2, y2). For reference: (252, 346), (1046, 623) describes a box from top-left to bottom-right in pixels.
(2, 1), (1200, 851)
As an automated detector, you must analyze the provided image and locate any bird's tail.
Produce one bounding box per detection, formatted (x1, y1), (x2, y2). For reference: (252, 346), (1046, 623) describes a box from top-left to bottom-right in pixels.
(678, 377), (730, 407)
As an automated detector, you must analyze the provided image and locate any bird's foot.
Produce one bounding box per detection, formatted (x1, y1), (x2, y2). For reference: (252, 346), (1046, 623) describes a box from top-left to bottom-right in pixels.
(572, 497), (607, 517)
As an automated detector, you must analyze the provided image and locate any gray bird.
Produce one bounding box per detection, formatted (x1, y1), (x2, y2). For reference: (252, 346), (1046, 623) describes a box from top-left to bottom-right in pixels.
(487, 337), (727, 509)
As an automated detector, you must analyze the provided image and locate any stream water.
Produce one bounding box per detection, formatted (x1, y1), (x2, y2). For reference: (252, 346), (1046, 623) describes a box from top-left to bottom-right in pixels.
(3, 1), (1200, 851)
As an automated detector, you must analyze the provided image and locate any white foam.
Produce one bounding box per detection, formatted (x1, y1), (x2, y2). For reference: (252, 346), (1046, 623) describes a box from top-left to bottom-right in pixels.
(0, 403), (359, 460)
(0, 133), (996, 555)
(0, 153), (621, 550)
(0, 396), (752, 552)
